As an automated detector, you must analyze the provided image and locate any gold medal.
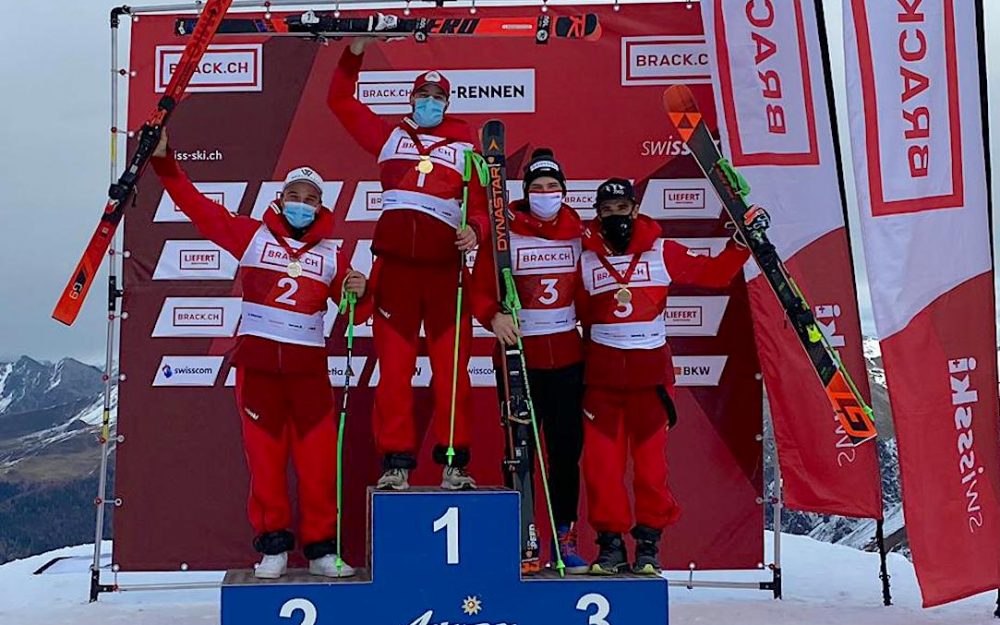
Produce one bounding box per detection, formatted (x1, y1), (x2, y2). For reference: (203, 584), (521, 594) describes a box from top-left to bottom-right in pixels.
(615, 287), (632, 305)
(416, 156), (434, 174)
(286, 260), (303, 278)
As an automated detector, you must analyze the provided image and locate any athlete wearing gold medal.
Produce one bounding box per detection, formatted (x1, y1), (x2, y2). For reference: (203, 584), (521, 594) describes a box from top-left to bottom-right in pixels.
(577, 178), (768, 575)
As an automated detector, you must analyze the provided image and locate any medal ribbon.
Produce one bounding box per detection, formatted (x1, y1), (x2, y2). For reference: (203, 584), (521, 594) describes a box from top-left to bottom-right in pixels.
(400, 123), (456, 160)
(596, 253), (642, 288)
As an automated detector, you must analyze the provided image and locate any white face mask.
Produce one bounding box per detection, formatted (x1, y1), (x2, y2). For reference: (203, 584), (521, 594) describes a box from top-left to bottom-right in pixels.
(528, 191), (563, 220)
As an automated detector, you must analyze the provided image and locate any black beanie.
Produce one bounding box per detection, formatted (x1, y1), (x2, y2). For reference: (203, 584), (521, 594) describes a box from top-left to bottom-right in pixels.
(522, 148), (567, 193)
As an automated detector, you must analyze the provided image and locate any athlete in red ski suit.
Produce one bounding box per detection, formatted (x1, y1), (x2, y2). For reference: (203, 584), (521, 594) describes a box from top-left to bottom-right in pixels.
(469, 148), (589, 574)
(151, 131), (366, 578)
(329, 39), (489, 488)
(579, 178), (755, 575)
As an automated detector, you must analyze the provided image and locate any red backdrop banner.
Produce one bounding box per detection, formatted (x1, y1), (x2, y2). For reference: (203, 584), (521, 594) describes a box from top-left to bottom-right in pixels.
(115, 2), (764, 572)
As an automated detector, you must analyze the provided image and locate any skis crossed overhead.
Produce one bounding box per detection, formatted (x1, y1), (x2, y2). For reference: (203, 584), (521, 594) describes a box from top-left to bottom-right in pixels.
(176, 11), (602, 44)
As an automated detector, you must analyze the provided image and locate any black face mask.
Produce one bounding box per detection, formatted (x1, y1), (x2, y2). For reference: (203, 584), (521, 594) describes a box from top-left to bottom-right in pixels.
(600, 214), (634, 254)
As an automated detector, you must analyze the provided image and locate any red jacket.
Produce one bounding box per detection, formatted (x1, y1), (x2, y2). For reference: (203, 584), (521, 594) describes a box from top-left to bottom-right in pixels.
(152, 151), (361, 374)
(579, 215), (750, 389)
(470, 201), (584, 370)
(328, 48), (489, 265)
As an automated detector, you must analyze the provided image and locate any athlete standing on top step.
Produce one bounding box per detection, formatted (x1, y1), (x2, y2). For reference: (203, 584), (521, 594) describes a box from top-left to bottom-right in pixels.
(469, 148), (589, 574)
(329, 38), (489, 491)
(578, 178), (768, 575)
(151, 130), (367, 580)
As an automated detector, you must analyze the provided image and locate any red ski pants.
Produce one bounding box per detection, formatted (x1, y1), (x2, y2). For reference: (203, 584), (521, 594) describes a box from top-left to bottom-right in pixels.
(371, 257), (473, 462)
(234, 367), (338, 547)
(582, 385), (681, 533)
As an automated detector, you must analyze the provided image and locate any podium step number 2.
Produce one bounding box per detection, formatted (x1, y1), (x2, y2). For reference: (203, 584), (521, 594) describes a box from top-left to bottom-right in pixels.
(221, 489), (668, 625)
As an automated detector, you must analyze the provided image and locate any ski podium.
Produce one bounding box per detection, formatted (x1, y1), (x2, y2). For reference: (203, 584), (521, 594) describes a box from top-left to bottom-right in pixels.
(222, 489), (668, 625)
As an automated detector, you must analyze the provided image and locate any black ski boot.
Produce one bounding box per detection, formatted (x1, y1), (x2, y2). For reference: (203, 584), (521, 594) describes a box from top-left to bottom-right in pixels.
(631, 525), (662, 575)
(589, 532), (628, 575)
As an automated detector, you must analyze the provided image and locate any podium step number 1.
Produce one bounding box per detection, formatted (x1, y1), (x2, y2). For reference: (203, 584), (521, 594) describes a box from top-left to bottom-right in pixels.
(221, 489), (668, 625)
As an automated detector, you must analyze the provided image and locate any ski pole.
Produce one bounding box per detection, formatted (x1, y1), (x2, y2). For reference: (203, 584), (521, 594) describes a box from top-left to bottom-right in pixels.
(500, 268), (566, 577)
(335, 289), (357, 574)
(446, 151), (488, 465)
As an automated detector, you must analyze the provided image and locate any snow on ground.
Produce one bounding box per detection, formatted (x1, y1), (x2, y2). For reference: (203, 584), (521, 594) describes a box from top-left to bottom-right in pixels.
(1, 534), (996, 625)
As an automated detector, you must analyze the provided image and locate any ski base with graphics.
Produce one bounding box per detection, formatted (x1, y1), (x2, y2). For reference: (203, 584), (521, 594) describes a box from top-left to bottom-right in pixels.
(53, 0), (234, 326)
(176, 11), (601, 44)
(220, 489), (667, 625)
(663, 85), (877, 447)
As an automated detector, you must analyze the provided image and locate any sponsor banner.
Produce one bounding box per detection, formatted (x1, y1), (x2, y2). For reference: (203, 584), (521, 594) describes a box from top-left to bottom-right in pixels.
(155, 44), (263, 93)
(844, 0), (1000, 606)
(327, 356), (368, 387)
(369, 356), (497, 388)
(154, 182), (247, 223)
(250, 181), (345, 220)
(711, 0), (818, 166)
(665, 237), (729, 257)
(358, 69), (535, 115)
(152, 297), (242, 338)
(673, 356), (727, 386)
(152, 356), (224, 387)
(702, 0), (882, 520)
(639, 179), (723, 220)
(345, 182), (385, 222)
(119, 4), (762, 575)
(621, 35), (712, 86)
(664, 296), (729, 337)
(153, 240), (239, 280)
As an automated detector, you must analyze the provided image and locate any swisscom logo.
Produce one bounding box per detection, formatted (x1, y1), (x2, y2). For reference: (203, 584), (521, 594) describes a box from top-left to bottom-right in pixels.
(152, 356), (225, 387)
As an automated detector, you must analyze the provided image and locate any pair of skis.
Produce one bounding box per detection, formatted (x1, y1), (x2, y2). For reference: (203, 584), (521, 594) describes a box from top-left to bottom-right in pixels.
(176, 11), (601, 44)
(52, 0), (234, 325)
(481, 120), (565, 574)
(664, 85), (878, 446)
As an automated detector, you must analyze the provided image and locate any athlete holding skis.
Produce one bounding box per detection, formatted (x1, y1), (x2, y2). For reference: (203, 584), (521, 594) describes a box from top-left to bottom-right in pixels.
(151, 131), (366, 579)
(470, 148), (588, 574)
(329, 38), (489, 491)
(579, 178), (767, 575)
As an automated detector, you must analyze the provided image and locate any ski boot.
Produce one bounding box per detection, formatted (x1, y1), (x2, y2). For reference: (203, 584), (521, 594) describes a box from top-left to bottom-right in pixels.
(309, 554), (357, 578)
(552, 524), (589, 575)
(441, 465), (477, 490)
(589, 532), (628, 575)
(254, 552), (288, 579)
(631, 525), (663, 576)
(376, 467), (410, 491)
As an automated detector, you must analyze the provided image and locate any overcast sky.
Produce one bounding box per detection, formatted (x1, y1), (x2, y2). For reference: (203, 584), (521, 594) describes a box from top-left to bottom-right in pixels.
(1, 0), (999, 365)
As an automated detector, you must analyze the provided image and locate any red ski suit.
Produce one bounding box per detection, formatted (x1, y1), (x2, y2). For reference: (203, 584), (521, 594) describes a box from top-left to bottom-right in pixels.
(578, 215), (749, 533)
(153, 152), (361, 554)
(329, 48), (489, 467)
(469, 200), (585, 369)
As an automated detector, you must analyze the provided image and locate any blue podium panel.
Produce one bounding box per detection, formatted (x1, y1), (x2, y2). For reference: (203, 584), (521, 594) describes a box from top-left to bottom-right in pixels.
(222, 488), (668, 625)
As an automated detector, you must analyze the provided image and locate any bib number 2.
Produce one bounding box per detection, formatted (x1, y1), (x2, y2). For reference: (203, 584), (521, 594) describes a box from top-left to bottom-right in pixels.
(275, 277), (299, 306)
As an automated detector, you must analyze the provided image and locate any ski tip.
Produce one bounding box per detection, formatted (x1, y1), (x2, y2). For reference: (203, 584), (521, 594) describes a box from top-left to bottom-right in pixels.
(662, 85), (702, 143)
(663, 85), (698, 115)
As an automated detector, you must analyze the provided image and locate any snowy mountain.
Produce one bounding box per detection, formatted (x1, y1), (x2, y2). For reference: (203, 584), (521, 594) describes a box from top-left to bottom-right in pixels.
(0, 357), (112, 565)
(2, 534), (995, 625)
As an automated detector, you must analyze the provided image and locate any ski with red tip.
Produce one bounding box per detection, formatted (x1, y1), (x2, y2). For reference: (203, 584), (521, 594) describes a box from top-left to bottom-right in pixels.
(53, 0), (233, 326)
(176, 12), (601, 44)
(663, 84), (878, 446)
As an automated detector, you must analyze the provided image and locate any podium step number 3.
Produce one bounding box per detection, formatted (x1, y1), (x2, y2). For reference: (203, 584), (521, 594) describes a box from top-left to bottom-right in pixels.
(221, 489), (668, 625)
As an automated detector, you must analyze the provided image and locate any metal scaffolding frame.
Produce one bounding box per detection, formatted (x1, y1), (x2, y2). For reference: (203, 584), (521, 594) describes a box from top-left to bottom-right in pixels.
(91, 0), (784, 602)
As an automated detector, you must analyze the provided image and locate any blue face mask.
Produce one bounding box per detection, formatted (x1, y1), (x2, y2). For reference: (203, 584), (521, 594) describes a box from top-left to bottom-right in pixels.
(283, 201), (317, 229)
(412, 97), (446, 128)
